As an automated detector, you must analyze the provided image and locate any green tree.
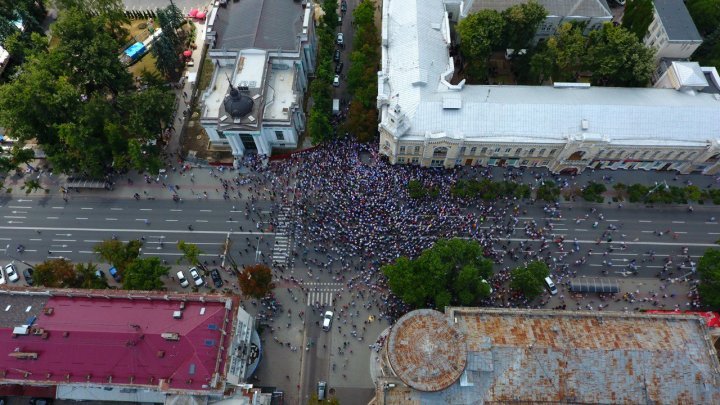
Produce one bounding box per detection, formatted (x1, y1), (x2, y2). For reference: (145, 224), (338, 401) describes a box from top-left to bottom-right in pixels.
(177, 240), (203, 268)
(586, 23), (655, 87)
(308, 108), (333, 145)
(510, 260), (549, 299)
(622, 0), (655, 39)
(687, 0), (720, 36)
(238, 264), (275, 299)
(697, 249), (720, 308)
(537, 181), (560, 202)
(407, 180), (426, 199)
(75, 262), (107, 289)
(581, 181), (607, 203)
(20, 179), (44, 194)
(33, 258), (77, 288)
(122, 257), (169, 290)
(457, 10), (505, 81)
(383, 239), (494, 309)
(93, 239), (143, 274)
(530, 23), (587, 82)
(322, 0), (339, 30)
(694, 28), (720, 71)
(501, 1), (546, 51)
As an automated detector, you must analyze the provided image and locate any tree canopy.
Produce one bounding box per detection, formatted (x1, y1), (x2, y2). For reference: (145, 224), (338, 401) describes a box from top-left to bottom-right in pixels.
(238, 264), (275, 299)
(0, 2), (174, 178)
(93, 239), (143, 274)
(502, 1), (547, 51)
(122, 257), (169, 290)
(510, 260), (549, 299)
(383, 238), (494, 309)
(697, 249), (720, 308)
(687, 0), (720, 36)
(622, 0), (655, 39)
(457, 9), (505, 80)
(177, 240), (203, 267)
(33, 258), (78, 288)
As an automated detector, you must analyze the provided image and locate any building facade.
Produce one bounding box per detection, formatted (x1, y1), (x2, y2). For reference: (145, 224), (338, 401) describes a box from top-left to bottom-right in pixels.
(201, 0), (316, 164)
(644, 0), (703, 60)
(378, 0), (720, 175)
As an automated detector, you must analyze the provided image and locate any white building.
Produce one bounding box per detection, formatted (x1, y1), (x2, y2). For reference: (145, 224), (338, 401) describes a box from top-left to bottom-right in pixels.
(378, 0), (720, 175)
(201, 0), (316, 164)
(644, 0), (702, 60)
(445, 0), (612, 43)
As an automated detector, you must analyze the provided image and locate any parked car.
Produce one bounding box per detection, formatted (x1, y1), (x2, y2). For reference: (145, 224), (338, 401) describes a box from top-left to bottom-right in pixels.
(0, 266), (5, 284)
(322, 310), (334, 331)
(108, 266), (121, 282)
(4, 263), (19, 283)
(336, 32), (344, 46)
(317, 381), (327, 400)
(335, 62), (344, 74)
(341, 0), (347, 12)
(334, 49), (341, 62)
(95, 270), (105, 279)
(333, 74), (340, 87)
(177, 270), (190, 288)
(23, 268), (34, 286)
(189, 267), (204, 286)
(210, 269), (223, 288)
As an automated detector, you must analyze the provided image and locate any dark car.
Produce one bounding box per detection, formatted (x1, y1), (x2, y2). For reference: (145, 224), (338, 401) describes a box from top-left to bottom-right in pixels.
(23, 268), (33, 286)
(210, 269), (223, 288)
(341, 0), (347, 12)
(334, 49), (341, 62)
(335, 62), (344, 74)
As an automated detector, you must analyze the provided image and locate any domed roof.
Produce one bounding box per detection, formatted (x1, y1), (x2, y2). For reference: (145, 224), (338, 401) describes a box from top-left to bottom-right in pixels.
(224, 87), (254, 119)
(387, 309), (467, 392)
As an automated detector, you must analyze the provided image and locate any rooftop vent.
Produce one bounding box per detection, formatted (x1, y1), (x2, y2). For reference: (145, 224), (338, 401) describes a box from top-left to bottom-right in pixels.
(161, 332), (180, 341)
(553, 82), (591, 89)
(8, 351), (38, 360)
(173, 311), (183, 319)
(581, 119), (589, 130)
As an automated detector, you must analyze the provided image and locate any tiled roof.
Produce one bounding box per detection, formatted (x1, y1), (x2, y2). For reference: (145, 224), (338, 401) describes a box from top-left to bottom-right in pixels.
(0, 291), (235, 393)
(379, 308), (720, 404)
(467, 0), (612, 18)
(213, 0), (305, 51)
(653, 0), (702, 41)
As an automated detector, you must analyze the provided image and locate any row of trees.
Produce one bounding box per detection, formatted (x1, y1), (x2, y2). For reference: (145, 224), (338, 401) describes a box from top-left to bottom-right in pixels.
(306, 0), (341, 144)
(382, 239), (555, 309)
(457, 1), (546, 81)
(344, 0), (379, 142)
(451, 179), (531, 200)
(0, 0), (175, 179)
(151, 2), (189, 81)
(526, 23), (655, 86)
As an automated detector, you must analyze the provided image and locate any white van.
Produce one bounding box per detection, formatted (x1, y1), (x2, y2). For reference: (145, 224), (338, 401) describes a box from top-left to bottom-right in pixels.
(544, 276), (558, 295)
(177, 271), (190, 288)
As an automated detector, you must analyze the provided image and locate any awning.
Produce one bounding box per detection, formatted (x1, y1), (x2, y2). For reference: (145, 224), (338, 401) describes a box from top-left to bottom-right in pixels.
(570, 278), (620, 294)
(64, 179), (108, 189)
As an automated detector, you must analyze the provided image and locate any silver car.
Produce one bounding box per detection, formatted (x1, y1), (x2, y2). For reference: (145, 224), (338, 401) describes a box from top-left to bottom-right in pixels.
(189, 267), (204, 286)
(4, 263), (19, 283)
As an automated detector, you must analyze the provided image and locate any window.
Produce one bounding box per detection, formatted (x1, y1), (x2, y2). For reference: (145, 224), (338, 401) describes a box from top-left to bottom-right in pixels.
(640, 151), (649, 158)
(664, 151), (672, 159)
(433, 147), (448, 157)
(471, 147), (477, 155)
(430, 159), (444, 167)
(676, 151), (685, 159)
(528, 148), (535, 156)
(399, 146), (406, 154)
(521, 160), (529, 165)
(541, 160), (549, 166)
(606, 151), (614, 158)
(218, 131), (226, 139)
(398, 157), (405, 163)
(629, 151), (637, 158)
(275, 131), (285, 141)
(411, 157), (419, 164)
(495, 147), (501, 153)
(687, 152), (697, 159)
(505, 148), (511, 153)
(414, 146), (420, 155)
(460, 147), (466, 155)
(480, 147), (487, 155)
(539, 149), (546, 156)
(651, 151), (660, 158)
(549, 149), (556, 156)
(516, 148), (522, 155)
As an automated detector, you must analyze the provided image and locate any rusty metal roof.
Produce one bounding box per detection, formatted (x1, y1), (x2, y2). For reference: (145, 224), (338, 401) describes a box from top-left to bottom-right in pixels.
(380, 308), (720, 404)
(386, 309), (467, 392)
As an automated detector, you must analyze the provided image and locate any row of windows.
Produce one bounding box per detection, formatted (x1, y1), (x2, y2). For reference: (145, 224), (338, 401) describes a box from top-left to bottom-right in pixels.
(398, 145), (557, 157)
(597, 149), (696, 160)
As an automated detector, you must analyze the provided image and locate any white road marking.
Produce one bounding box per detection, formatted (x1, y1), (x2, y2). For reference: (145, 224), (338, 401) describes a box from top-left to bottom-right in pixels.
(200, 209), (212, 212)
(29, 238), (42, 241)
(81, 207), (93, 210)
(78, 250), (94, 254)
(606, 219), (619, 222)
(50, 250), (72, 253)
(672, 221), (685, 224)
(84, 240), (103, 243)
(105, 218), (118, 221)
(8, 206), (31, 209)
(170, 209), (182, 212)
(140, 208), (152, 211)
(46, 217), (59, 219)
(51, 207), (64, 209)
(196, 220), (208, 223)
(165, 219), (178, 222)
(0, 225), (274, 236)
(574, 229), (588, 232)
(705, 222), (718, 225)
(639, 220), (652, 223)
(52, 239), (76, 242)
(4, 216), (26, 219)
(110, 208), (123, 211)
(75, 217), (88, 220)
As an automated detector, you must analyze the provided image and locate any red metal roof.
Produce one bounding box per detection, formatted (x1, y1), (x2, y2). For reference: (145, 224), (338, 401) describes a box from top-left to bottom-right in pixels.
(0, 295), (234, 392)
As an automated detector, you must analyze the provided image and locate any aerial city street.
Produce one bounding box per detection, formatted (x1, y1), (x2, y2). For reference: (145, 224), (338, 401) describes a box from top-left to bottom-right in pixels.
(1, 0), (720, 404)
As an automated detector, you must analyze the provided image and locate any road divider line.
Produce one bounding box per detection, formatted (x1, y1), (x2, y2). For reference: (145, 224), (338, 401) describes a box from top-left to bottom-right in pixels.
(672, 221), (685, 224)
(4, 216), (26, 219)
(165, 219), (178, 222)
(200, 209), (212, 212)
(51, 207), (64, 209)
(110, 208), (123, 211)
(639, 220), (652, 223)
(0, 225), (275, 236)
(140, 208), (152, 211)
(81, 207), (93, 210)
(170, 209), (182, 212)
(8, 206), (31, 209)
(106, 218), (118, 221)
(75, 217), (88, 220)
(46, 217), (58, 219)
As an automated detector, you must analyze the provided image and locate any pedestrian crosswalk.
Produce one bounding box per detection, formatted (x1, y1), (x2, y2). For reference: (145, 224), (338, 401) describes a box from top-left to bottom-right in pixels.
(272, 206), (293, 266)
(305, 282), (344, 307)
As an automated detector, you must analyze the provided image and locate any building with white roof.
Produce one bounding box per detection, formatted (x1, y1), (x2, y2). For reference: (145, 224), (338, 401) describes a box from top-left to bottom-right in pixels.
(200, 0), (316, 163)
(378, 0), (720, 174)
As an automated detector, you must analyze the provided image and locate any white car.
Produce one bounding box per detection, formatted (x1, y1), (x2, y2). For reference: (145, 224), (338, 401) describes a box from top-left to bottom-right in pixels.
(4, 263), (19, 283)
(189, 267), (204, 286)
(336, 32), (344, 46)
(333, 75), (340, 87)
(177, 270), (190, 288)
(322, 310), (334, 331)
(0, 266), (5, 284)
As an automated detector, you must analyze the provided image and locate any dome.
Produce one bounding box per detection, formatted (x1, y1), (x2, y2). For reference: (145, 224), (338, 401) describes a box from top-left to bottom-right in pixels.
(224, 87), (254, 119)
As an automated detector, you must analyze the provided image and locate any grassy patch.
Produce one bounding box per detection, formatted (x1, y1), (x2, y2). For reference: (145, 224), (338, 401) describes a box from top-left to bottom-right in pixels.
(197, 51), (214, 93)
(128, 52), (159, 78)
